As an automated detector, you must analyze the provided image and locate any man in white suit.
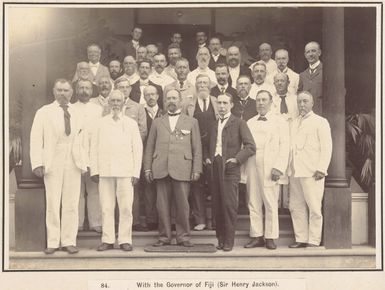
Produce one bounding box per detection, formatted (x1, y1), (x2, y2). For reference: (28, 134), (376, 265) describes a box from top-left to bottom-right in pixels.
(245, 90), (289, 250)
(30, 79), (88, 254)
(73, 80), (103, 233)
(288, 91), (332, 248)
(90, 89), (143, 251)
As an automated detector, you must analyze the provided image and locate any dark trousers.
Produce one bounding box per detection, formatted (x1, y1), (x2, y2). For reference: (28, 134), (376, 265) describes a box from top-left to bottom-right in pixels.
(133, 175), (158, 226)
(156, 176), (191, 243)
(191, 166), (209, 225)
(144, 181), (158, 224)
(212, 155), (239, 248)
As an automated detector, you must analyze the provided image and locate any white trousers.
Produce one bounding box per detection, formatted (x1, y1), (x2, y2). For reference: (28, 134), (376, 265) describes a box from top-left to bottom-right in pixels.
(289, 176), (325, 245)
(99, 177), (133, 245)
(44, 142), (81, 248)
(246, 152), (279, 239)
(78, 174), (102, 228)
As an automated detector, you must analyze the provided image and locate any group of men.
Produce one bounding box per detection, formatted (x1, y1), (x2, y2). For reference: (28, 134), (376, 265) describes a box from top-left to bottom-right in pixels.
(30, 27), (332, 254)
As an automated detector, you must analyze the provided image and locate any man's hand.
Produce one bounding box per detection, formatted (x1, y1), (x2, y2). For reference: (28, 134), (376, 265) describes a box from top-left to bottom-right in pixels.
(91, 175), (99, 183)
(271, 168), (283, 181)
(33, 166), (45, 178)
(145, 170), (154, 183)
(225, 158), (238, 170)
(82, 167), (91, 177)
(191, 172), (200, 182)
(313, 170), (326, 180)
(131, 177), (139, 186)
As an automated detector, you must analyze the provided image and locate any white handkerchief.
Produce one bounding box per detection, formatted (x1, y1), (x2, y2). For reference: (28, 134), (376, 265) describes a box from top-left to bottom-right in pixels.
(181, 130), (191, 135)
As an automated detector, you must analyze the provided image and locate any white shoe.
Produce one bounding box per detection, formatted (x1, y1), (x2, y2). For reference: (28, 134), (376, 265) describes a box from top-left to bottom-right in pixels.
(194, 224), (206, 231)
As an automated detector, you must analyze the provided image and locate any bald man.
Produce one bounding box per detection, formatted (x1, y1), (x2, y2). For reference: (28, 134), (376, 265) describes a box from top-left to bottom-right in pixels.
(226, 46), (252, 89)
(187, 47), (217, 87)
(298, 41), (323, 115)
(249, 43), (277, 82)
(120, 55), (140, 85)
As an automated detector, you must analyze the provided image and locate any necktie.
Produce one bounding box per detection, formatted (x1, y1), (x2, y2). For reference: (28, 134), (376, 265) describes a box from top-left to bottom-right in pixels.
(240, 99), (247, 107)
(280, 95), (289, 114)
(258, 116), (267, 121)
(168, 112), (181, 117)
(220, 116), (229, 123)
(203, 98), (207, 112)
(60, 104), (71, 136)
(179, 81), (184, 88)
(310, 68), (316, 74)
(221, 87), (225, 94)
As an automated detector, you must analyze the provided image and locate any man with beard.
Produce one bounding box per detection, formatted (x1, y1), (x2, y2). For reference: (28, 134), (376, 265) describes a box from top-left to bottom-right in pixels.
(245, 90), (289, 250)
(144, 89), (202, 247)
(182, 74), (219, 231)
(210, 63), (239, 100)
(208, 37), (227, 71)
(269, 49), (299, 94)
(136, 46), (148, 62)
(73, 80), (104, 233)
(129, 59), (163, 109)
(227, 46), (252, 89)
(249, 43), (277, 82)
(146, 44), (159, 62)
(164, 58), (195, 106)
(30, 79), (88, 254)
(249, 62), (275, 100)
(73, 44), (110, 86)
(187, 47), (217, 87)
(90, 89), (143, 251)
(91, 76), (112, 113)
(109, 60), (123, 81)
(149, 53), (175, 90)
(204, 93), (255, 251)
(71, 62), (99, 102)
(164, 43), (182, 80)
(189, 31), (208, 69)
(298, 41), (323, 114)
(231, 75), (258, 121)
(120, 55), (140, 85)
(123, 26), (143, 60)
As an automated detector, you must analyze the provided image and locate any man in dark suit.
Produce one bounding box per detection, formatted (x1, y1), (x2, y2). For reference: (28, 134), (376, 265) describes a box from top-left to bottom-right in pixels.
(204, 93), (256, 251)
(231, 75), (258, 121)
(189, 31), (208, 70)
(123, 27), (143, 60)
(144, 89), (202, 247)
(129, 59), (163, 109)
(227, 46), (252, 89)
(182, 74), (219, 231)
(298, 41), (323, 115)
(208, 37), (227, 71)
(211, 63), (239, 101)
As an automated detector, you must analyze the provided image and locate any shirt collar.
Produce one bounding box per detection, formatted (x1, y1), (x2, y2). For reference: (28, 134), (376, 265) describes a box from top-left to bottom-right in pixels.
(167, 109), (181, 115)
(146, 104), (159, 112)
(89, 62), (99, 67)
(219, 112), (231, 121)
(300, 110), (314, 120)
(309, 60), (320, 70)
(258, 110), (272, 119)
(198, 43), (206, 48)
(229, 65), (240, 71)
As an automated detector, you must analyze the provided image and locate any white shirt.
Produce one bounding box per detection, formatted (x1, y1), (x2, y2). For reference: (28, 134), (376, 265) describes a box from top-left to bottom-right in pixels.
(212, 53), (220, 62)
(132, 40), (139, 50)
(249, 82), (276, 100)
(89, 62), (100, 76)
(168, 110), (181, 132)
(145, 104), (159, 119)
(90, 95), (109, 108)
(149, 70), (175, 90)
(73, 101), (103, 139)
(197, 97), (209, 112)
(121, 73), (140, 85)
(217, 83), (229, 93)
(139, 78), (150, 105)
(253, 111), (273, 150)
(187, 67), (217, 87)
(249, 58), (277, 79)
(215, 112), (231, 156)
(229, 65), (241, 89)
(271, 91), (299, 121)
(309, 60), (321, 71)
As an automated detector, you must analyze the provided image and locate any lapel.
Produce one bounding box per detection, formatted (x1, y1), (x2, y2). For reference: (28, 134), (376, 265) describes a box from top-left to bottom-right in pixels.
(175, 113), (187, 131)
(210, 96), (220, 119)
(223, 114), (236, 131)
(308, 62), (322, 80)
(160, 114), (172, 133)
(187, 100), (196, 117)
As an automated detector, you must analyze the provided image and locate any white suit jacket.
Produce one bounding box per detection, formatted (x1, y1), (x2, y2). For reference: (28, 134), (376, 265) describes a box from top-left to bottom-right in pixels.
(271, 92), (299, 122)
(90, 114), (143, 178)
(246, 112), (290, 187)
(290, 111), (332, 177)
(30, 101), (88, 174)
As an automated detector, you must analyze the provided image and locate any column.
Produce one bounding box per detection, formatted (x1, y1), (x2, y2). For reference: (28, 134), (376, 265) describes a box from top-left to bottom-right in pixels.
(322, 7), (352, 249)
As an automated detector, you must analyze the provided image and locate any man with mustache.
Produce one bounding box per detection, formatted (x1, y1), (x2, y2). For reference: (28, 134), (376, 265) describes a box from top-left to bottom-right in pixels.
(164, 43), (182, 80)
(208, 37), (227, 71)
(149, 53), (175, 90)
(249, 61), (275, 100)
(231, 75), (258, 122)
(226, 46), (252, 89)
(187, 47), (217, 87)
(182, 74), (219, 231)
(136, 46), (148, 62)
(249, 43), (277, 84)
(144, 89), (202, 247)
(90, 89), (143, 252)
(210, 63), (239, 101)
(71, 62), (99, 102)
(129, 59), (163, 109)
(109, 60), (123, 81)
(91, 76), (112, 113)
(288, 91), (332, 248)
(146, 44), (159, 62)
(30, 79), (88, 254)
(73, 80), (104, 233)
(189, 31), (208, 69)
(120, 55), (140, 86)
(298, 41), (323, 114)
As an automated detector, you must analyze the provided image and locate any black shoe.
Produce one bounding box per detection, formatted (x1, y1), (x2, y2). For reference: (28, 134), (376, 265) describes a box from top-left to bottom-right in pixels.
(147, 223), (158, 231)
(244, 237), (265, 248)
(153, 240), (171, 247)
(44, 247), (58, 254)
(97, 243), (114, 251)
(132, 224), (149, 232)
(223, 246), (233, 252)
(265, 239), (277, 250)
(62, 245), (79, 254)
(216, 243), (224, 250)
(288, 242), (307, 248)
(120, 243), (133, 251)
(178, 240), (194, 247)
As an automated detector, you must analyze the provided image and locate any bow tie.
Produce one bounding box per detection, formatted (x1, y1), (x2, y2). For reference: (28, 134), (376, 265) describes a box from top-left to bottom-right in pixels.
(257, 116), (267, 121)
(168, 112), (181, 117)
